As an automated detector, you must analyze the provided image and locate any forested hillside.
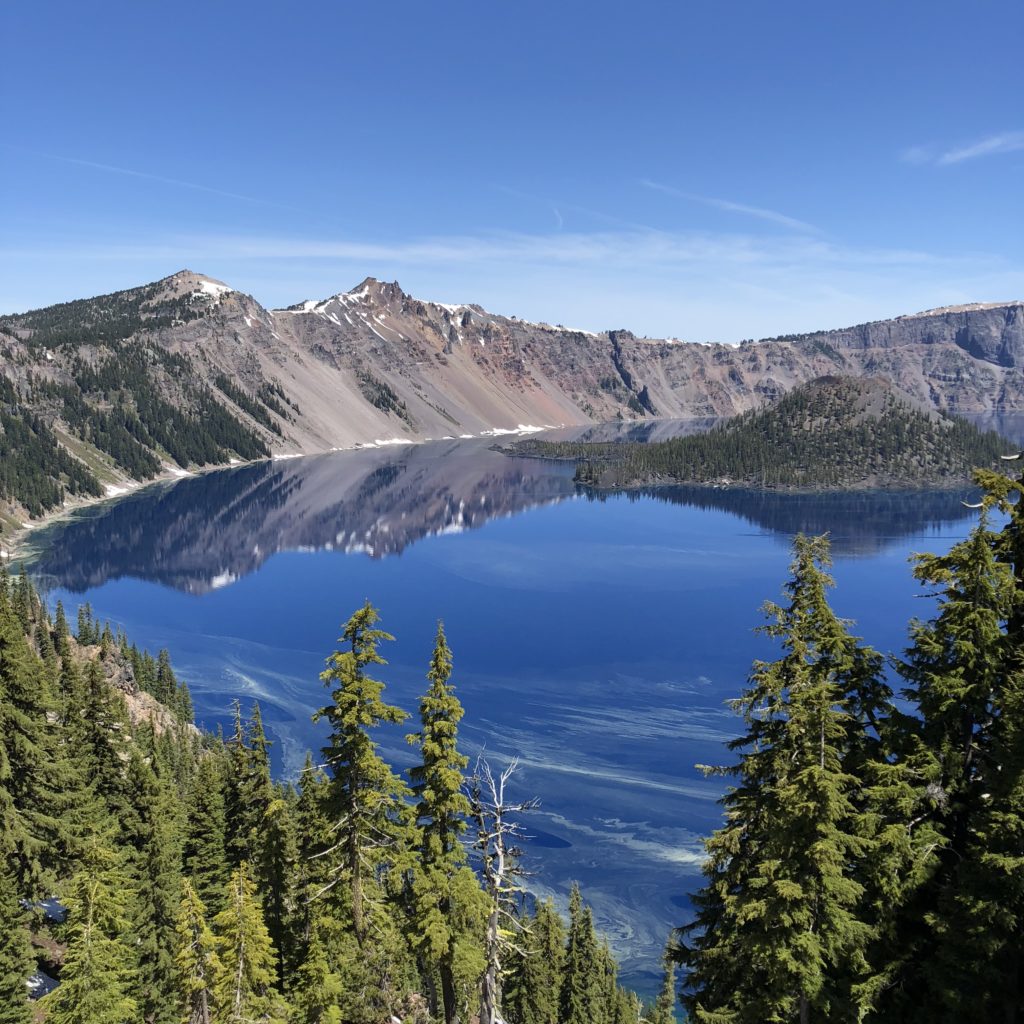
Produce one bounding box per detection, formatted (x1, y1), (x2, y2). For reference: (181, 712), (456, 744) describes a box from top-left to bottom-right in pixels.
(0, 572), (654, 1023)
(0, 274), (280, 532)
(513, 376), (1007, 490)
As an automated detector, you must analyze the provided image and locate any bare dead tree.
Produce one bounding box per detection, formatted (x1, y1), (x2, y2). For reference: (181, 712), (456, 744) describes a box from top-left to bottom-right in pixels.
(466, 754), (538, 1024)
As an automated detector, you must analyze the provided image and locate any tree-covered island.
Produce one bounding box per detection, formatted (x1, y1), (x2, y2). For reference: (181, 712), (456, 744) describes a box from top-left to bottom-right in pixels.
(508, 377), (1008, 492)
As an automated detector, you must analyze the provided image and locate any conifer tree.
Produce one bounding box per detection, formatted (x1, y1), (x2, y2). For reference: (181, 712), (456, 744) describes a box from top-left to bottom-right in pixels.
(649, 939), (677, 1024)
(559, 884), (605, 1024)
(678, 535), (875, 1023)
(175, 880), (221, 1024)
(211, 862), (287, 1024)
(885, 510), (1024, 1021)
(504, 898), (566, 1024)
(290, 915), (343, 1024)
(44, 848), (138, 1024)
(0, 862), (32, 1024)
(406, 622), (473, 1024)
(314, 602), (413, 945)
(183, 753), (230, 914)
(123, 752), (183, 1024)
(259, 784), (300, 985)
(54, 599), (69, 649)
(0, 593), (70, 890)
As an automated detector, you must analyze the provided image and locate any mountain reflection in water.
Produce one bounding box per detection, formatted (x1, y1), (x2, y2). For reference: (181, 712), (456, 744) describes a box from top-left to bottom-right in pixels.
(28, 436), (981, 594)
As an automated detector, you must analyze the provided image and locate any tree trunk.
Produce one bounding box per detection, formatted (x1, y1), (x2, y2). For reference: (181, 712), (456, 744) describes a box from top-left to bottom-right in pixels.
(440, 959), (459, 1024)
(349, 826), (364, 945)
(479, 907), (502, 1024)
(799, 993), (809, 1024)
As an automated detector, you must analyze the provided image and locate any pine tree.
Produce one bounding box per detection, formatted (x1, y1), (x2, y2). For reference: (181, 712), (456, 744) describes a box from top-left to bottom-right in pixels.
(313, 602), (413, 945)
(290, 914), (343, 1024)
(678, 535), (875, 1023)
(885, 510), (1024, 1021)
(211, 863), (287, 1024)
(183, 753), (230, 914)
(44, 848), (138, 1024)
(0, 862), (32, 1024)
(0, 592), (70, 891)
(406, 622), (472, 1024)
(559, 884), (605, 1024)
(259, 784), (300, 986)
(649, 939), (677, 1024)
(504, 898), (566, 1024)
(123, 752), (183, 1024)
(175, 880), (221, 1024)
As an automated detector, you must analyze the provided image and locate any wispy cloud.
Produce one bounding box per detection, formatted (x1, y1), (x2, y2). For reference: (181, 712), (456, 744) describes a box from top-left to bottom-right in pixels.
(3, 225), (1015, 343)
(902, 132), (1024, 166)
(640, 179), (820, 234)
(4, 145), (294, 208)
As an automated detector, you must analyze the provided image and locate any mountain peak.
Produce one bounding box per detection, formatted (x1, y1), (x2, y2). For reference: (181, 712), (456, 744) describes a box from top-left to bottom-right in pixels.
(158, 269), (234, 302)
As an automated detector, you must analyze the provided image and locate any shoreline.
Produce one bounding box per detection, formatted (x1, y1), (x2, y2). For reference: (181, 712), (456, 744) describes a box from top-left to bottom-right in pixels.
(1, 421), (569, 561)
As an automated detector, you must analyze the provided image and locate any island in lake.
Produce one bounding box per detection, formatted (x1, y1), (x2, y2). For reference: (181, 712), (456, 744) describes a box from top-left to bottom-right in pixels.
(508, 376), (1009, 492)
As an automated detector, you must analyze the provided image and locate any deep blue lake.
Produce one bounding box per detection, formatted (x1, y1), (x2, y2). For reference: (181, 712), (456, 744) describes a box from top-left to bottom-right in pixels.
(23, 435), (991, 996)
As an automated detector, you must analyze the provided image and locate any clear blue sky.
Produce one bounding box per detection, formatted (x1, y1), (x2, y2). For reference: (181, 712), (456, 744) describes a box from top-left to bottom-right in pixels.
(3, 0), (1023, 341)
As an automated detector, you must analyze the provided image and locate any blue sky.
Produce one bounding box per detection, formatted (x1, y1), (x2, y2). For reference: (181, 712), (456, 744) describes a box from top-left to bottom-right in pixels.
(2, 0), (1023, 341)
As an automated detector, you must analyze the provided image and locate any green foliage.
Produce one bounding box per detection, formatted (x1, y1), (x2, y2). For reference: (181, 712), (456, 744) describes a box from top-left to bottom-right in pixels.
(0, 570), (639, 1021)
(559, 885), (608, 1024)
(211, 863), (287, 1024)
(214, 375), (283, 437)
(175, 880), (221, 1024)
(519, 376), (1006, 491)
(0, 863), (32, 1024)
(43, 847), (139, 1024)
(0, 378), (102, 516)
(504, 898), (566, 1024)
(314, 602), (413, 944)
(679, 536), (878, 1022)
(406, 622), (473, 1024)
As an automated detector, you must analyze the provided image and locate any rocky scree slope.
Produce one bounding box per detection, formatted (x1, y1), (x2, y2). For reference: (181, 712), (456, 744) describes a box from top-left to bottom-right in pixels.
(1, 271), (1023, 527)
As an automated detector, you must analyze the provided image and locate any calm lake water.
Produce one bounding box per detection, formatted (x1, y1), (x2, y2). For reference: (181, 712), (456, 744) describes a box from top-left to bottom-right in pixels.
(24, 435), (991, 995)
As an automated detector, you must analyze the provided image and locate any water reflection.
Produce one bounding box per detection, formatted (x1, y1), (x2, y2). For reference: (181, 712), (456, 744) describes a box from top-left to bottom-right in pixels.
(27, 434), (983, 593)
(596, 486), (980, 557)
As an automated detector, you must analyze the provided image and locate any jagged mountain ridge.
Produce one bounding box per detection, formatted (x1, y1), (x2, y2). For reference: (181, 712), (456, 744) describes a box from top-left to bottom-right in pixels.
(1, 270), (1023, 526)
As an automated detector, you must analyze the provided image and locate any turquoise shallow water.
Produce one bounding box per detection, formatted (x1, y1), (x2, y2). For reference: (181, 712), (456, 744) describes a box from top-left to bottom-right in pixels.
(25, 438), (985, 995)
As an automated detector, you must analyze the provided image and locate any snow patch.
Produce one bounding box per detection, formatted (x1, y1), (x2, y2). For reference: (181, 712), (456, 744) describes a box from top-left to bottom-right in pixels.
(104, 484), (131, 497)
(210, 570), (238, 590)
(480, 424), (546, 437)
(196, 279), (232, 300)
(165, 465), (191, 478)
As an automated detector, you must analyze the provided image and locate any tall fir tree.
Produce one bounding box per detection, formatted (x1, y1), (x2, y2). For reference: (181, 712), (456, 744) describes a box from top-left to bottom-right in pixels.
(174, 880), (221, 1024)
(123, 752), (183, 1024)
(43, 847), (138, 1024)
(0, 862), (32, 1024)
(885, 508), (1024, 1021)
(313, 602), (413, 945)
(649, 938), (677, 1024)
(211, 862), (287, 1024)
(183, 752), (230, 915)
(559, 884), (605, 1024)
(678, 535), (876, 1023)
(406, 622), (473, 1024)
(504, 898), (566, 1024)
